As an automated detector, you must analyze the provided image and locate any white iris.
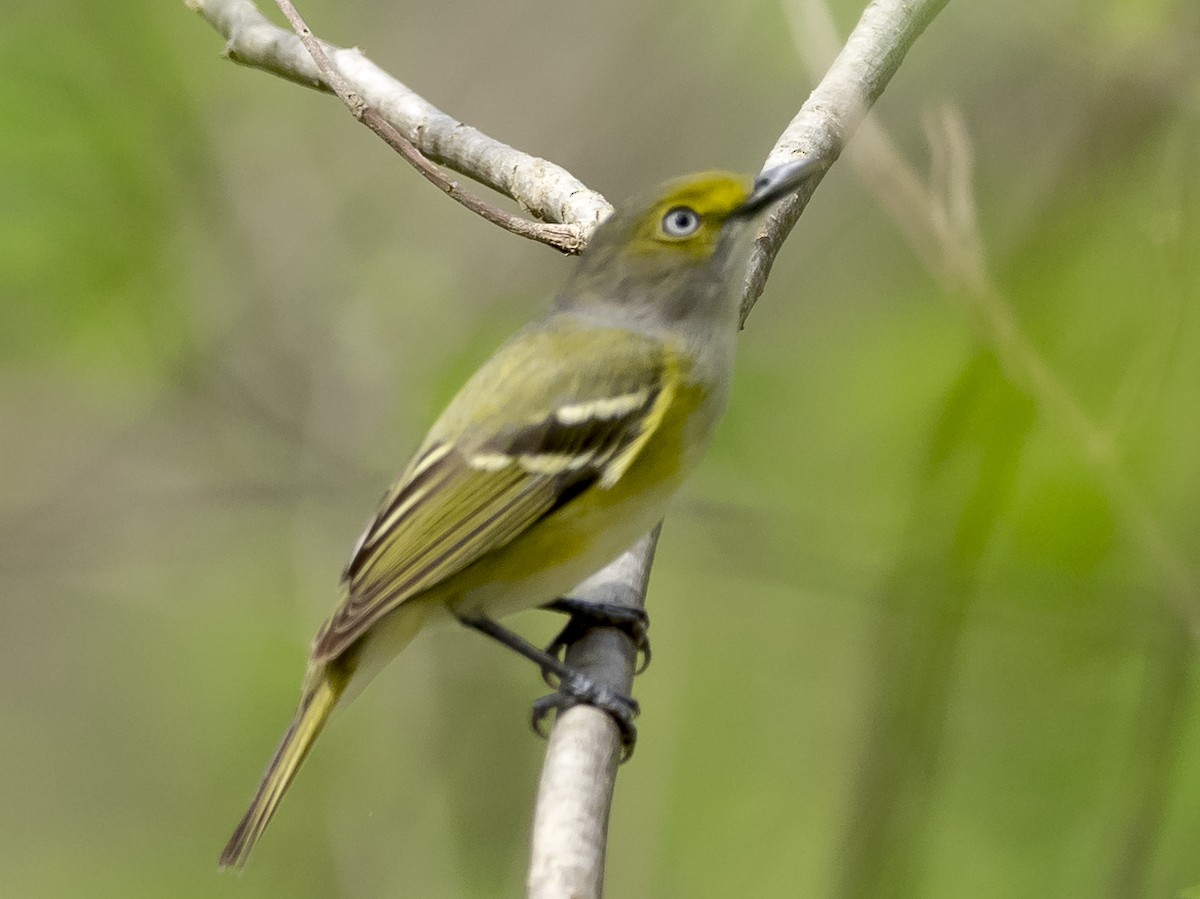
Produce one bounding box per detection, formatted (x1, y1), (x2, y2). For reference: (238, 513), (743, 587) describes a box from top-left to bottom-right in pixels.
(661, 206), (701, 238)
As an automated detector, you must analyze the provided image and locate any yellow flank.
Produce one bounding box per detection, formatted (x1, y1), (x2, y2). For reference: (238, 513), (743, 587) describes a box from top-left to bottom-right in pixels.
(317, 327), (700, 654)
(601, 349), (680, 488)
(424, 370), (709, 622)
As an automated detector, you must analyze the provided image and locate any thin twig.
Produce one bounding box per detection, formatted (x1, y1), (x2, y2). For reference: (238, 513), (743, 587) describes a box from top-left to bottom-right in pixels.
(532, 1), (952, 895)
(187, 0), (611, 245)
(269, 0), (585, 254)
(190, 0), (953, 892)
(739, 0), (951, 324)
(527, 529), (658, 899)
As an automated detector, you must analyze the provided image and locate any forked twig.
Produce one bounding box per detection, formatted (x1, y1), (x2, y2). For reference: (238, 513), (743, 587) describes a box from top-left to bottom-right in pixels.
(190, 1), (955, 893)
(188, 0), (610, 249)
(271, 0), (586, 254)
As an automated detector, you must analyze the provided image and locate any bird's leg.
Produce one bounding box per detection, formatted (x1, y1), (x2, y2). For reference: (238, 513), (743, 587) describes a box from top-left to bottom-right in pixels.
(541, 597), (651, 676)
(457, 613), (639, 756)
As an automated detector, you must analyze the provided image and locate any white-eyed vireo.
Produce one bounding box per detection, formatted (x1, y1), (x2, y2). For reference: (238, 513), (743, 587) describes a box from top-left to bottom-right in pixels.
(220, 156), (822, 867)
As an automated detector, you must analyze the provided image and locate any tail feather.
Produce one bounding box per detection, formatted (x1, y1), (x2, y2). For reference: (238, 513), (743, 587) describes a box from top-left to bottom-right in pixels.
(219, 674), (343, 869)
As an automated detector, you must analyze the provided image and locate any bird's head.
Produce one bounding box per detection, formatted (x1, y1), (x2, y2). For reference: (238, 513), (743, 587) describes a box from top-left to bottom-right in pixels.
(558, 157), (823, 327)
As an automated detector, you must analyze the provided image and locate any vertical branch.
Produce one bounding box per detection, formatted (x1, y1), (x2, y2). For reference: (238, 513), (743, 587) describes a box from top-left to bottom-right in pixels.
(527, 530), (658, 899)
(531, 1), (952, 895)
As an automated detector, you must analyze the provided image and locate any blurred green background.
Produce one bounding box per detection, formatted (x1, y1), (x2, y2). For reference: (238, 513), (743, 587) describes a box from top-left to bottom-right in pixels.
(3, 0), (1199, 896)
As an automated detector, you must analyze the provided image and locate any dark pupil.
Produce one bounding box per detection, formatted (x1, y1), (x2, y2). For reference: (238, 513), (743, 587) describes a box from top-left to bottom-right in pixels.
(671, 210), (694, 232)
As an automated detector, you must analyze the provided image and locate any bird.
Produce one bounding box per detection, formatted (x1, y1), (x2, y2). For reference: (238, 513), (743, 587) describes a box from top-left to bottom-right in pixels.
(219, 155), (822, 868)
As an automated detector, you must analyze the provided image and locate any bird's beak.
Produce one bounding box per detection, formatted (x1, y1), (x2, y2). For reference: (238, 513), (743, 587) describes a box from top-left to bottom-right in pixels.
(734, 155), (825, 218)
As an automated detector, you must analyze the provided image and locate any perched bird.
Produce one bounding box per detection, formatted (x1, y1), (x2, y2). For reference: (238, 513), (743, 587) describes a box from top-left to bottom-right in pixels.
(219, 156), (822, 868)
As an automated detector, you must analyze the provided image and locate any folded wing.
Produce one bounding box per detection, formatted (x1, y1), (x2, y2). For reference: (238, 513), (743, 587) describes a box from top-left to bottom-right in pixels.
(313, 324), (680, 660)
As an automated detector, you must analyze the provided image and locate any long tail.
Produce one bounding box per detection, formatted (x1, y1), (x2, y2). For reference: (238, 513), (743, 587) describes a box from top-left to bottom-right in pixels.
(219, 672), (344, 869)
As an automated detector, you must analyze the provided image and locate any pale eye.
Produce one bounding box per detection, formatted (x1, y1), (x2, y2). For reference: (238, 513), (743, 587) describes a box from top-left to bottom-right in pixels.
(661, 206), (701, 238)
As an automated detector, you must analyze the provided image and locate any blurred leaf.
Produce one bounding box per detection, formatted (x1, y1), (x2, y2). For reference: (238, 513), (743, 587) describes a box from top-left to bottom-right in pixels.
(836, 349), (1036, 899)
(2, 1), (1199, 897)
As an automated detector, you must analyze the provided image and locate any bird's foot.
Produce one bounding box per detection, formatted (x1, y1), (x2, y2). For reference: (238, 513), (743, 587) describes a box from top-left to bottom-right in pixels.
(531, 670), (640, 760)
(541, 597), (651, 683)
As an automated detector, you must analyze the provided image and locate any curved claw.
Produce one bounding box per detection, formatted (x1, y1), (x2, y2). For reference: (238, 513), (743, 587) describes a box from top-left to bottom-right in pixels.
(540, 599), (652, 683)
(530, 673), (640, 761)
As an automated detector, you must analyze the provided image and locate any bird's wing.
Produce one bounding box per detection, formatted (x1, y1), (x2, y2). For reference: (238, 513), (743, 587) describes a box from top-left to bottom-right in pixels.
(312, 322), (681, 660)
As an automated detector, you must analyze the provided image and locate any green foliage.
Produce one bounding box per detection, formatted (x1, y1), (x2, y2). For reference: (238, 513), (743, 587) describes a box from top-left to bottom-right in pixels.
(1, 0), (1198, 897)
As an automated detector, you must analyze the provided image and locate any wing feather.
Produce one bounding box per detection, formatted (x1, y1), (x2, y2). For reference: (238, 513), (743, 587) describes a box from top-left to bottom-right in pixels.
(314, 323), (680, 660)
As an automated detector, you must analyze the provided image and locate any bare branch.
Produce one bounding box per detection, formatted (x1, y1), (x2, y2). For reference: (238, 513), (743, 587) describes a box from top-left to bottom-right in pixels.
(187, 0), (611, 244)
(265, 0), (586, 254)
(189, 0), (953, 892)
(739, 0), (950, 324)
(527, 530), (658, 899)
(534, 1), (952, 895)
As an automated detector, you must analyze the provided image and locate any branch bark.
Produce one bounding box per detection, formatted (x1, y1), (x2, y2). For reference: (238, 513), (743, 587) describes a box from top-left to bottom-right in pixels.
(535, 0), (949, 894)
(739, 0), (949, 324)
(271, 0), (591, 254)
(186, 0), (611, 248)
(190, 0), (950, 894)
(528, 529), (659, 899)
